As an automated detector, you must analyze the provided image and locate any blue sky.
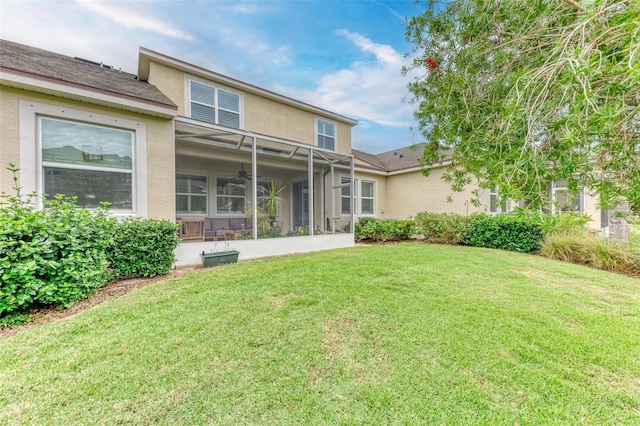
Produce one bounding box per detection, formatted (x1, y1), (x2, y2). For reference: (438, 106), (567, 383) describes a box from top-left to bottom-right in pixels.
(0, 0), (426, 153)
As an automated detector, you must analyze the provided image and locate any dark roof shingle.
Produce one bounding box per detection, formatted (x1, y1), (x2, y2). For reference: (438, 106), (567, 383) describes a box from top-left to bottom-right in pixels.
(354, 143), (453, 172)
(0, 39), (176, 108)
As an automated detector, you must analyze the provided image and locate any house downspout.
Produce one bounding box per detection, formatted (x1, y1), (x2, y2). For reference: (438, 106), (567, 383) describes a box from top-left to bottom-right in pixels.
(350, 155), (355, 233)
(251, 136), (257, 240)
(308, 150), (314, 236)
(322, 167), (330, 233)
(330, 162), (335, 234)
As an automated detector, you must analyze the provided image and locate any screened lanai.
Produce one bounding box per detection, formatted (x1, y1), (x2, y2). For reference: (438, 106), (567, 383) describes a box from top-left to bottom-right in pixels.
(173, 117), (355, 265)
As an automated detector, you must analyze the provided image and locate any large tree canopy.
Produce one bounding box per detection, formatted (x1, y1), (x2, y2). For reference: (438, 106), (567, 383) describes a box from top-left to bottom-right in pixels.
(404, 0), (639, 211)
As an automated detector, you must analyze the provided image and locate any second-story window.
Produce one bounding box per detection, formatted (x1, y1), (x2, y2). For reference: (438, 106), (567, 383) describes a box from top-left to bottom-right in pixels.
(316, 118), (336, 150)
(189, 80), (240, 128)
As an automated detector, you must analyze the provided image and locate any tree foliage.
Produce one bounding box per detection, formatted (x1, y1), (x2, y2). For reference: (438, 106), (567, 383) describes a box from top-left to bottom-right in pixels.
(404, 0), (639, 211)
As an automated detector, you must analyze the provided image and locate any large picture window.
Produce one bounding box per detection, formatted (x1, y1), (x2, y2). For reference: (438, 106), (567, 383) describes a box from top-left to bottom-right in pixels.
(176, 174), (207, 215)
(190, 80), (240, 128)
(316, 118), (336, 150)
(216, 178), (245, 215)
(40, 117), (134, 210)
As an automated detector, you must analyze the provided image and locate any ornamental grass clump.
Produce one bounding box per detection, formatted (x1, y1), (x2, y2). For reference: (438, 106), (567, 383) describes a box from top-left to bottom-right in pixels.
(540, 231), (640, 276)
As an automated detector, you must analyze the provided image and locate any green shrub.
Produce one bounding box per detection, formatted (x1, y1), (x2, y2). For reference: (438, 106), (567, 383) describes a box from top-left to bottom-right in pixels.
(512, 208), (591, 235)
(355, 218), (415, 241)
(540, 231), (640, 275)
(413, 212), (470, 244)
(464, 214), (543, 253)
(354, 217), (377, 237)
(1, 168), (116, 325)
(108, 218), (180, 278)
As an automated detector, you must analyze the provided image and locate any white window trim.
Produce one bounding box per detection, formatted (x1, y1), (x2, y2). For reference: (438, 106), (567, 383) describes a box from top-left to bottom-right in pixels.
(215, 176), (247, 216)
(341, 176), (354, 215)
(176, 173), (208, 216)
(315, 117), (336, 151)
(185, 76), (244, 129)
(360, 180), (376, 216)
(551, 181), (585, 215)
(19, 100), (147, 217)
(489, 185), (502, 214)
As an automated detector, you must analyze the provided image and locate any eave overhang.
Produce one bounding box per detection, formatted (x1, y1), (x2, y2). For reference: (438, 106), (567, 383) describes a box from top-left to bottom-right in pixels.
(1, 67), (178, 119)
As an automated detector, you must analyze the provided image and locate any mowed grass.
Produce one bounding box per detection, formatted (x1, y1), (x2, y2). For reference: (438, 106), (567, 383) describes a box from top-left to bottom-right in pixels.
(630, 223), (640, 248)
(1, 244), (639, 425)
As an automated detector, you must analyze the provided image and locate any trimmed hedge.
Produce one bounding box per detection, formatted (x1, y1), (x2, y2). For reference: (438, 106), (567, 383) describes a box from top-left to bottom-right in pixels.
(355, 218), (415, 241)
(464, 214), (544, 253)
(1, 193), (115, 325)
(107, 218), (181, 278)
(414, 212), (470, 244)
(1, 165), (182, 326)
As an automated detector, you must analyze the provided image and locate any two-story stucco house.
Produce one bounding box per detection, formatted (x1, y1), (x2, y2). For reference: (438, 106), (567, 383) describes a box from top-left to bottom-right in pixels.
(1, 40), (358, 265)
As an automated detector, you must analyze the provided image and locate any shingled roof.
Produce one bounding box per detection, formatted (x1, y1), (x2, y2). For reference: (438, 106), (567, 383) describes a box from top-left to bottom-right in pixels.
(354, 143), (454, 173)
(0, 39), (176, 113)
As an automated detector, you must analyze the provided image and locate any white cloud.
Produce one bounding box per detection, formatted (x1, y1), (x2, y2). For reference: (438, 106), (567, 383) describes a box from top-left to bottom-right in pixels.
(75, 0), (195, 41)
(213, 24), (293, 68)
(335, 29), (403, 65)
(278, 30), (418, 130)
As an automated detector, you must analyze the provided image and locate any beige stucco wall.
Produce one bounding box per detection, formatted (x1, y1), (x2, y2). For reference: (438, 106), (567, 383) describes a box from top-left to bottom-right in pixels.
(584, 192), (601, 229)
(366, 165), (603, 229)
(144, 116), (175, 220)
(148, 62), (186, 116)
(146, 61), (353, 153)
(0, 87), (175, 220)
(377, 168), (489, 219)
(0, 88), (21, 192)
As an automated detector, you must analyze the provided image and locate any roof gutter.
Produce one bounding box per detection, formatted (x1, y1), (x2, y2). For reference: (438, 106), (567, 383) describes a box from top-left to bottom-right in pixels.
(354, 159), (453, 176)
(1, 67), (178, 119)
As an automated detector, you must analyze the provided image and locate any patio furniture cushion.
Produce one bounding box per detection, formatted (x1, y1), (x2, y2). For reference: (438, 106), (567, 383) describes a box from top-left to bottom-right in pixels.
(229, 218), (247, 230)
(202, 217), (249, 239)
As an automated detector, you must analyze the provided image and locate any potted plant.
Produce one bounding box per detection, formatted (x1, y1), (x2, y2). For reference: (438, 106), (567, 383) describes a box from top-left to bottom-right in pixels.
(248, 181), (285, 238)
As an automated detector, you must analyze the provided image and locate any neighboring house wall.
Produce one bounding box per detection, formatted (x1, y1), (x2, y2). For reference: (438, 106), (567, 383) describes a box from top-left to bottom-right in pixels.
(381, 168), (488, 219)
(584, 193), (600, 229)
(0, 88), (175, 220)
(354, 148), (603, 229)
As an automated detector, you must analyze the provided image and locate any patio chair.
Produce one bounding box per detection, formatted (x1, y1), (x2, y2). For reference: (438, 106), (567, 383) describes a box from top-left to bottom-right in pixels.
(178, 217), (205, 241)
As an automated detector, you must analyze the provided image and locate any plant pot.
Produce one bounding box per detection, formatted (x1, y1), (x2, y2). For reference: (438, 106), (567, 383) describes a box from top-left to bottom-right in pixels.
(200, 250), (240, 268)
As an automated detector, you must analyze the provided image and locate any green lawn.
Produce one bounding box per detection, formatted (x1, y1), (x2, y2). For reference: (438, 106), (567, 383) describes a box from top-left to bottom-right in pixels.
(630, 223), (640, 248)
(1, 244), (639, 425)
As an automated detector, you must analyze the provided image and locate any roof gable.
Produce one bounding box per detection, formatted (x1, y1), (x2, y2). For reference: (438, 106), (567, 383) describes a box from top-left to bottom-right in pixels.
(138, 46), (358, 126)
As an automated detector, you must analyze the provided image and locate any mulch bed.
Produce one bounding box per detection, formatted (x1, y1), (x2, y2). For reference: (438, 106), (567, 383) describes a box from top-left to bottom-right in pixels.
(1, 266), (200, 339)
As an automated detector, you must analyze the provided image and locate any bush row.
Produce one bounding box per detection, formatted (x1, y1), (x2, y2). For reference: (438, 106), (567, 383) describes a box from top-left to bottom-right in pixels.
(1, 180), (180, 325)
(358, 212), (545, 253)
(355, 217), (415, 241)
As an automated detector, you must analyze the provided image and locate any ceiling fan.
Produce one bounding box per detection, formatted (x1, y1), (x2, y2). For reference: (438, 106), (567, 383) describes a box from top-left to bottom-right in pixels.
(226, 164), (258, 181)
